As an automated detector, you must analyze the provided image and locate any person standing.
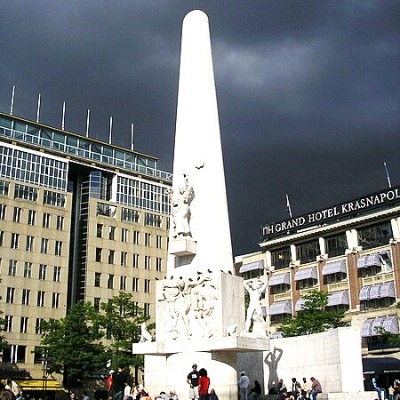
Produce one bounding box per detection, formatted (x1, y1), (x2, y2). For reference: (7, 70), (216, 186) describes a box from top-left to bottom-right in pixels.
(112, 365), (130, 400)
(238, 372), (250, 400)
(198, 368), (210, 400)
(107, 370), (114, 394)
(187, 363), (200, 400)
(309, 377), (322, 400)
(372, 375), (387, 400)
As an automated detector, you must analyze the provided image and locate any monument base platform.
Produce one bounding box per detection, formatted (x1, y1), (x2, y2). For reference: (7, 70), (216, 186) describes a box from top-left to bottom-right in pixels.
(132, 335), (269, 355)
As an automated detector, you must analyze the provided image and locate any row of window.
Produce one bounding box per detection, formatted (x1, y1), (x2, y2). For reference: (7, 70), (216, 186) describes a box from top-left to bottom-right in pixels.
(94, 248), (163, 270)
(93, 273), (153, 292)
(271, 221), (392, 269)
(5, 262), (62, 280)
(1, 233), (65, 255)
(4, 290), (61, 308)
(96, 224), (164, 248)
(0, 205), (65, 229)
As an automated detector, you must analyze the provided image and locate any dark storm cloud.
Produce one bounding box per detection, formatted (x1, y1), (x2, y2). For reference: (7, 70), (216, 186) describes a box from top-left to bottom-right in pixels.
(0, 1), (399, 255)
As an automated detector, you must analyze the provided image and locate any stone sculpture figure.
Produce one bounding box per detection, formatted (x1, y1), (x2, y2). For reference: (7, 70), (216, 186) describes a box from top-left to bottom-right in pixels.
(243, 278), (268, 336)
(168, 174), (194, 239)
(139, 322), (152, 342)
(161, 275), (212, 338)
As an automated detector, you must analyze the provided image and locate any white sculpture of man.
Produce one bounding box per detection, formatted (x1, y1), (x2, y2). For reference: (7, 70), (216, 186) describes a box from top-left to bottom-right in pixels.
(243, 278), (268, 334)
(168, 174), (194, 239)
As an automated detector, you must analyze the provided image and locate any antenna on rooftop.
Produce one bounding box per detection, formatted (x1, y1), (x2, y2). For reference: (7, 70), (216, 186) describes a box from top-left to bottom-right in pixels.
(10, 86), (16, 115)
(131, 123), (135, 150)
(109, 117), (113, 144)
(36, 93), (41, 123)
(61, 101), (66, 130)
(86, 109), (90, 137)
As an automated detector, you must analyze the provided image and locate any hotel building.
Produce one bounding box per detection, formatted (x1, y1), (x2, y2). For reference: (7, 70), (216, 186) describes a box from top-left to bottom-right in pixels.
(0, 111), (172, 380)
(236, 186), (400, 372)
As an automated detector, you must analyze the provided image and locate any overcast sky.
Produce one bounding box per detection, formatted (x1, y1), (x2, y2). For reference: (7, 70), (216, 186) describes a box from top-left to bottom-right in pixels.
(0, 1), (399, 256)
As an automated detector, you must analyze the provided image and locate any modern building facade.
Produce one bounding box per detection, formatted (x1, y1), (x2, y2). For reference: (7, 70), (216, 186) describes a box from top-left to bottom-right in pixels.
(236, 186), (400, 370)
(0, 111), (172, 380)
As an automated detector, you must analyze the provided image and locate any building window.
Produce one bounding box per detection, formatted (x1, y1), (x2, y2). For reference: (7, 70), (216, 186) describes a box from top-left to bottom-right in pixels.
(0, 231), (3, 246)
(2, 345), (26, 363)
(145, 213), (162, 227)
(144, 303), (150, 318)
(94, 272), (101, 287)
(120, 276), (126, 290)
(44, 190), (65, 207)
(296, 240), (320, 264)
(42, 213), (51, 228)
(20, 317), (28, 333)
(97, 224), (103, 238)
(35, 319), (43, 334)
(121, 228), (129, 243)
(145, 233), (151, 247)
(121, 208), (139, 223)
(96, 248), (102, 262)
(107, 274), (114, 289)
(297, 278), (317, 290)
(53, 266), (61, 282)
(358, 221), (392, 249)
(0, 180), (9, 196)
(13, 207), (22, 223)
(156, 258), (162, 272)
(5, 316), (13, 332)
(10, 233), (19, 249)
(26, 235), (34, 251)
(28, 209), (36, 225)
(271, 247), (291, 270)
(132, 278), (139, 292)
(133, 254), (139, 268)
(120, 252), (127, 266)
(359, 264), (381, 278)
(108, 250), (115, 264)
(144, 279), (151, 293)
(156, 235), (162, 249)
(40, 238), (49, 254)
(6, 287), (15, 304)
(270, 284), (290, 295)
(55, 241), (62, 256)
(325, 272), (347, 284)
(325, 233), (348, 257)
(39, 264), (47, 280)
(37, 291), (45, 307)
(8, 259), (17, 276)
(52, 293), (60, 308)
(22, 289), (30, 305)
(0, 204), (7, 220)
(109, 226), (115, 240)
(94, 298), (101, 312)
(133, 231), (140, 245)
(144, 256), (151, 270)
(56, 215), (64, 230)
(24, 262), (32, 278)
(14, 184), (38, 201)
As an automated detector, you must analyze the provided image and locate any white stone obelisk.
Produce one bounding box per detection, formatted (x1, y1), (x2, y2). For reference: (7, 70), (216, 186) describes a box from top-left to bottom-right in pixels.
(168, 9), (233, 275)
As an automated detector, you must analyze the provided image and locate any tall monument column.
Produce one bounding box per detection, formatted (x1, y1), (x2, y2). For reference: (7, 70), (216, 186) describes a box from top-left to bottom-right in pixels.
(168, 9), (233, 275)
(132, 11), (269, 400)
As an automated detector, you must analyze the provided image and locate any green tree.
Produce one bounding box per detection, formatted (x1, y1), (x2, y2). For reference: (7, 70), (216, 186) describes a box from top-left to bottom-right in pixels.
(98, 292), (151, 371)
(0, 277), (9, 352)
(280, 290), (345, 337)
(40, 302), (106, 388)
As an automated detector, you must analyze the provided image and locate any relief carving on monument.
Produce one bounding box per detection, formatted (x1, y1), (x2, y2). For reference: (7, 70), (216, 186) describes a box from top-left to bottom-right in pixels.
(241, 278), (268, 338)
(167, 174), (194, 240)
(159, 274), (218, 340)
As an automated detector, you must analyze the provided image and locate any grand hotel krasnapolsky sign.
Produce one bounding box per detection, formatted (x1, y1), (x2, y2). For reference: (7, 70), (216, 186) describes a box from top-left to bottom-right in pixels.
(261, 186), (400, 240)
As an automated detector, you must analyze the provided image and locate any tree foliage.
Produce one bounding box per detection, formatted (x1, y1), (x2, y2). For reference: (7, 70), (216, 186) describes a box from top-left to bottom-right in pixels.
(97, 292), (151, 370)
(280, 290), (345, 337)
(0, 277), (9, 352)
(41, 302), (106, 386)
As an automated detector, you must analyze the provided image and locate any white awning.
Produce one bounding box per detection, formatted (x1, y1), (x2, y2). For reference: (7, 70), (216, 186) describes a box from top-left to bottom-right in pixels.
(327, 290), (349, 306)
(295, 298), (306, 311)
(380, 281), (395, 298)
(294, 266), (317, 281)
(357, 253), (382, 269)
(361, 319), (374, 337)
(322, 260), (347, 276)
(369, 284), (381, 299)
(239, 260), (264, 273)
(269, 300), (292, 316)
(359, 286), (371, 301)
(383, 316), (399, 335)
(268, 273), (290, 287)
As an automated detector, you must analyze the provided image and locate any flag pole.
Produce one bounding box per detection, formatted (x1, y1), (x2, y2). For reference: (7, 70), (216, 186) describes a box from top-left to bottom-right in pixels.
(384, 162), (392, 188)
